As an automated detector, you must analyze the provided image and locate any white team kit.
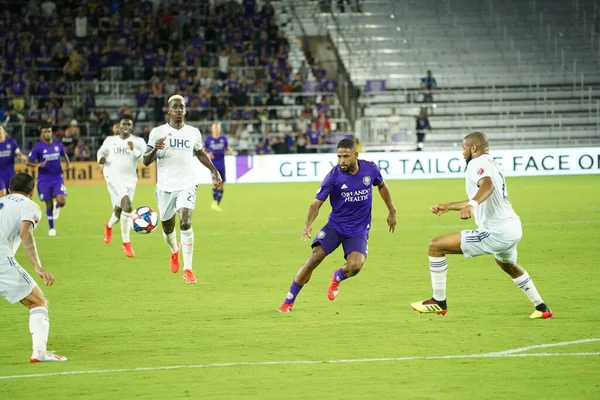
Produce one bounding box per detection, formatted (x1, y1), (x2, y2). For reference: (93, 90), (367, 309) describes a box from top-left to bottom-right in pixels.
(0, 194), (42, 304)
(97, 135), (147, 206)
(461, 154), (522, 263)
(148, 123), (203, 221)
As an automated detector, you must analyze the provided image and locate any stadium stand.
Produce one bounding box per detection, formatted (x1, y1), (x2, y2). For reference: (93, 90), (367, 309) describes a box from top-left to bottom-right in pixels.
(1, 0), (351, 157)
(288, 0), (600, 150)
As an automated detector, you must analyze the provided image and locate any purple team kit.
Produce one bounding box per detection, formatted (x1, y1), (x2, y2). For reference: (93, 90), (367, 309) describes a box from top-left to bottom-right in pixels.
(313, 159), (383, 258)
(0, 137), (20, 191)
(205, 136), (228, 182)
(27, 140), (67, 201)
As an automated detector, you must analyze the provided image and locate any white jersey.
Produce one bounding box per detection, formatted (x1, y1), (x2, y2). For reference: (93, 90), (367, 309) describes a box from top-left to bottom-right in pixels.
(97, 135), (147, 185)
(148, 123), (203, 191)
(0, 194), (42, 258)
(465, 154), (519, 229)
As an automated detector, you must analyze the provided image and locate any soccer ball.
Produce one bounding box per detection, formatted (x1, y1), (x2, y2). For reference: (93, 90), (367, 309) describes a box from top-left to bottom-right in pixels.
(132, 206), (159, 234)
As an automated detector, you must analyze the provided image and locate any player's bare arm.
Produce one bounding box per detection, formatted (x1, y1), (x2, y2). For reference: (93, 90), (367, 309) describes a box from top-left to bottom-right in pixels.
(195, 148), (223, 189)
(301, 199), (324, 240)
(431, 201), (468, 215)
(377, 181), (397, 232)
(26, 159), (47, 168)
(142, 136), (166, 166)
(62, 152), (71, 169)
(20, 221), (54, 286)
(459, 177), (494, 220)
(226, 146), (234, 155)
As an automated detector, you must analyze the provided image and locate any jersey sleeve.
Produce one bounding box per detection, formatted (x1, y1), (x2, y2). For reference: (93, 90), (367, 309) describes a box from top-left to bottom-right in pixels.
(315, 170), (334, 201)
(21, 201), (42, 228)
(59, 141), (66, 156)
(27, 144), (39, 162)
(372, 163), (384, 186)
(96, 137), (110, 162)
(467, 157), (492, 185)
(147, 128), (158, 149)
(194, 129), (203, 151)
(134, 137), (146, 160)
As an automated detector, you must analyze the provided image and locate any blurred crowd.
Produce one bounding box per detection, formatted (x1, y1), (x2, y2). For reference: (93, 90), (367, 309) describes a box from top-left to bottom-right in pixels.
(0, 0), (344, 159)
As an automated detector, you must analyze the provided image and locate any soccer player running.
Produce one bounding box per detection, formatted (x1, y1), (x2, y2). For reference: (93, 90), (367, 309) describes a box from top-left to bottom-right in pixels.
(143, 95), (223, 284)
(0, 126), (28, 197)
(97, 114), (147, 258)
(26, 124), (70, 236)
(278, 139), (397, 312)
(0, 173), (67, 362)
(204, 122), (233, 211)
(411, 132), (553, 319)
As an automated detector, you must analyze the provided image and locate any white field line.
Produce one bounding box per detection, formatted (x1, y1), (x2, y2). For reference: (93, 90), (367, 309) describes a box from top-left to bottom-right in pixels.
(33, 219), (600, 240)
(0, 339), (598, 381)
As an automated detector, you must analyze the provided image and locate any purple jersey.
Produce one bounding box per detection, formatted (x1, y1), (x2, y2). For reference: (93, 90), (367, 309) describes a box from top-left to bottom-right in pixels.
(204, 136), (229, 170)
(0, 138), (19, 190)
(316, 160), (383, 237)
(28, 140), (65, 180)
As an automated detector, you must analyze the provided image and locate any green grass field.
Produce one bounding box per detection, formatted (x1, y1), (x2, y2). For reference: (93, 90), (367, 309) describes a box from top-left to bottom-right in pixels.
(1, 175), (599, 399)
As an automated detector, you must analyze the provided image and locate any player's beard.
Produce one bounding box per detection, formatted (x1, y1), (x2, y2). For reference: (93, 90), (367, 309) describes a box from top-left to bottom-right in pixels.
(465, 150), (473, 165)
(345, 161), (357, 173)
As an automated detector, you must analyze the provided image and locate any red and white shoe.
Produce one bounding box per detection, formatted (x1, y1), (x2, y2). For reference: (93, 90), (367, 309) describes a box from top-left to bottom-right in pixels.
(104, 221), (112, 244)
(278, 303), (293, 313)
(170, 244), (180, 273)
(327, 272), (341, 301)
(122, 242), (135, 258)
(183, 269), (197, 284)
(30, 351), (67, 363)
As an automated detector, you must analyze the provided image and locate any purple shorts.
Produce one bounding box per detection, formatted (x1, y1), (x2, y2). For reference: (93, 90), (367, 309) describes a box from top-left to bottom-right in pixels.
(213, 167), (226, 183)
(37, 178), (67, 202)
(312, 224), (369, 259)
(0, 172), (12, 191)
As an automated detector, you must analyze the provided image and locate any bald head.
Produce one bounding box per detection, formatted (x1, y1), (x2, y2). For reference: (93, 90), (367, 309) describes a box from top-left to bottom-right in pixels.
(464, 132), (489, 152)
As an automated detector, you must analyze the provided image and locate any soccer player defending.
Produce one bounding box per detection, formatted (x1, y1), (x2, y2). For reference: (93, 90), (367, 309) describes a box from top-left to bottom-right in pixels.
(26, 125), (70, 236)
(143, 95), (223, 284)
(97, 114), (147, 258)
(204, 123), (233, 211)
(0, 126), (28, 197)
(410, 132), (553, 319)
(0, 173), (67, 362)
(278, 139), (397, 312)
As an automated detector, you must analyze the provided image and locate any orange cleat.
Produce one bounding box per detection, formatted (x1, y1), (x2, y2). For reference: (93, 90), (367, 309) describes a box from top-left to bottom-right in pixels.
(122, 242), (135, 258)
(170, 244), (180, 273)
(278, 303), (294, 313)
(104, 221), (112, 244)
(183, 269), (197, 284)
(327, 273), (341, 301)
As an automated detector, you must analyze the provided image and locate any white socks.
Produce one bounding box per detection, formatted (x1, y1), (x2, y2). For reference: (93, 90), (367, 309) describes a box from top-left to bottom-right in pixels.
(429, 256), (448, 301)
(29, 307), (49, 354)
(108, 212), (119, 229)
(512, 271), (544, 306)
(181, 228), (194, 271)
(120, 212), (131, 243)
(163, 231), (179, 254)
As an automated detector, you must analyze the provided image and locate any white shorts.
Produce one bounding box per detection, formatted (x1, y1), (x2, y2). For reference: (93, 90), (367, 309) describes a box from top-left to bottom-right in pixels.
(155, 185), (198, 221)
(0, 257), (37, 304)
(460, 219), (523, 264)
(107, 180), (136, 207)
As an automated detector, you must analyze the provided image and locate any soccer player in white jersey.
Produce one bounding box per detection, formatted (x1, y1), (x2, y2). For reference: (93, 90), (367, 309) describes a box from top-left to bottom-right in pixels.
(0, 173), (67, 362)
(97, 114), (147, 258)
(411, 132), (553, 319)
(143, 95), (223, 284)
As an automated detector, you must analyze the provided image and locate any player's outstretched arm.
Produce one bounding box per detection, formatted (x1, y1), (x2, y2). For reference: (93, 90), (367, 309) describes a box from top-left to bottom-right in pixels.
(19, 221), (54, 286)
(301, 199), (324, 240)
(143, 136), (166, 166)
(195, 148), (223, 189)
(459, 177), (494, 220)
(377, 182), (397, 232)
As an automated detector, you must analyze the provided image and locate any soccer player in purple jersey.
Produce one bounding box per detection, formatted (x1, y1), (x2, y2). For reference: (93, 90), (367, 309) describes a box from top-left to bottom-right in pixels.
(26, 125), (70, 236)
(204, 123), (233, 212)
(0, 126), (27, 197)
(278, 139), (397, 312)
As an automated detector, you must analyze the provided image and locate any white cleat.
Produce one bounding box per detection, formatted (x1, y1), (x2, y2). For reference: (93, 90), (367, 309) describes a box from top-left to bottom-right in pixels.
(53, 203), (60, 220)
(30, 351), (67, 363)
(48, 229), (57, 236)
